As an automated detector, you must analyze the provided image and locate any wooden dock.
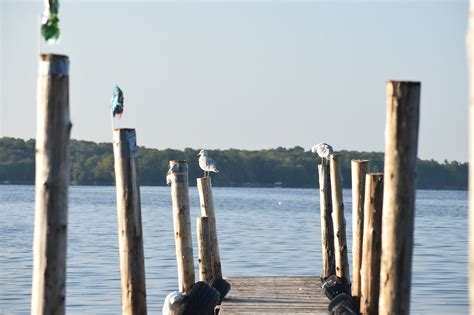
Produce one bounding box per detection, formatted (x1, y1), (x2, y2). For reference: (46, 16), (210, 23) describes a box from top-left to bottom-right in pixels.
(217, 276), (329, 314)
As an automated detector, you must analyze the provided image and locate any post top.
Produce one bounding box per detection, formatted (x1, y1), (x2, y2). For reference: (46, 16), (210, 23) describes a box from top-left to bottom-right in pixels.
(385, 80), (421, 86)
(113, 128), (136, 141)
(351, 159), (370, 163)
(39, 54), (69, 76)
(166, 160), (188, 184)
(169, 160), (187, 164)
(40, 54), (68, 61)
(113, 128), (136, 132)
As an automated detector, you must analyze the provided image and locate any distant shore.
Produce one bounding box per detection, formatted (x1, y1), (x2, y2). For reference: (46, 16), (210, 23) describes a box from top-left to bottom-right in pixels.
(0, 137), (468, 190)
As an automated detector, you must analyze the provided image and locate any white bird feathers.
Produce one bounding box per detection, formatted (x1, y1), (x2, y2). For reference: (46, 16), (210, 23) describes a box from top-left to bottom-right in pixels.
(311, 143), (334, 165)
(198, 149), (220, 177)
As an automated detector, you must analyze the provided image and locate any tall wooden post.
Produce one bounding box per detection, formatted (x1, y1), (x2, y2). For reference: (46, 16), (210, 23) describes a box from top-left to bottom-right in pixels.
(31, 54), (71, 315)
(330, 154), (350, 288)
(360, 173), (384, 314)
(318, 164), (335, 279)
(197, 216), (213, 283)
(379, 81), (420, 315)
(351, 160), (369, 302)
(168, 160), (195, 293)
(113, 129), (147, 315)
(197, 177), (222, 279)
(467, 0), (474, 312)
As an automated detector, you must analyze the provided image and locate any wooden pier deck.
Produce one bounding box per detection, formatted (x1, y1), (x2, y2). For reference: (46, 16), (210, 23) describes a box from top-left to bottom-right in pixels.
(217, 276), (329, 314)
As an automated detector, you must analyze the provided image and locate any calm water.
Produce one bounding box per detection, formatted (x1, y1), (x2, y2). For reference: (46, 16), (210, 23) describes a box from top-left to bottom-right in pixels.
(0, 185), (468, 314)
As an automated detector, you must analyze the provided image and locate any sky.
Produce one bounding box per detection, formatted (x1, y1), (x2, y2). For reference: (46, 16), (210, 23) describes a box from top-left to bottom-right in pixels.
(0, 0), (469, 162)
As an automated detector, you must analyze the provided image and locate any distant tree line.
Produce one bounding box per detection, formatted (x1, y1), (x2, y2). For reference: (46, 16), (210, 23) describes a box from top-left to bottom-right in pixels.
(0, 137), (467, 190)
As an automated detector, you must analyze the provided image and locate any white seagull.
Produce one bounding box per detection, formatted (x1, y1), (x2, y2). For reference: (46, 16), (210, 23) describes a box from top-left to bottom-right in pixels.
(198, 149), (220, 177)
(311, 143), (334, 165)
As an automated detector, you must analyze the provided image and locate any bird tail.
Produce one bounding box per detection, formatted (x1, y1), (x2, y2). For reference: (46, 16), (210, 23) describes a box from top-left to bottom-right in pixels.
(214, 169), (220, 174)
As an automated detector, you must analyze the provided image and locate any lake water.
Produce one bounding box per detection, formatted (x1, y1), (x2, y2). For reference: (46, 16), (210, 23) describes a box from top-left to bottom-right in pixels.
(0, 185), (468, 314)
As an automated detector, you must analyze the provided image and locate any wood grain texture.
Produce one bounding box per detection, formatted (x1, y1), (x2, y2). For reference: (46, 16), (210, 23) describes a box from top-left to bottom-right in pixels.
(351, 160), (369, 302)
(329, 154), (351, 288)
(197, 216), (213, 283)
(360, 173), (384, 314)
(32, 54), (71, 315)
(113, 129), (147, 315)
(379, 81), (420, 315)
(197, 177), (222, 279)
(318, 164), (335, 279)
(170, 160), (195, 293)
(219, 276), (329, 315)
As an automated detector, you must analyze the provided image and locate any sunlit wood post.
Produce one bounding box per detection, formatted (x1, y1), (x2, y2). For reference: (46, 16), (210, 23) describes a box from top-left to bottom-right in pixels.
(379, 81), (420, 315)
(168, 160), (195, 293)
(197, 216), (213, 283)
(351, 160), (369, 303)
(31, 54), (71, 315)
(197, 177), (222, 279)
(468, 0), (474, 312)
(318, 164), (335, 279)
(360, 173), (384, 314)
(113, 128), (147, 314)
(330, 154), (350, 288)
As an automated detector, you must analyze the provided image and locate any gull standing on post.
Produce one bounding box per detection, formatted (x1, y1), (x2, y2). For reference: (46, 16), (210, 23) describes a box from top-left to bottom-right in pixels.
(311, 143), (334, 165)
(198, 149), (220, 178)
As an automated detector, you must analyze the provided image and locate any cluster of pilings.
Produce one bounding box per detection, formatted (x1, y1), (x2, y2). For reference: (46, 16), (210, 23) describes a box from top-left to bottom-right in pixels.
(30, 54), (230, 315)
(319, 80), (421, 315)
(164, 161), (230, 315)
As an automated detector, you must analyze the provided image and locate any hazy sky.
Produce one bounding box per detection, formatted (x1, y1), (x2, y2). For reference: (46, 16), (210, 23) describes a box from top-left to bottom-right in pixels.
(0, 0), (469, 162)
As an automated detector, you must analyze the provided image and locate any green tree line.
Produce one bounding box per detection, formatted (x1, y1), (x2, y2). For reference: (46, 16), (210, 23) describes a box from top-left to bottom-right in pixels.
(0, 137), (467, 189)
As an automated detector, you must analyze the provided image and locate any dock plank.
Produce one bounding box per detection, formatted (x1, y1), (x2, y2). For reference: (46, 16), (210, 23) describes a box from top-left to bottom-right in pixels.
(218, 276), (329, 315)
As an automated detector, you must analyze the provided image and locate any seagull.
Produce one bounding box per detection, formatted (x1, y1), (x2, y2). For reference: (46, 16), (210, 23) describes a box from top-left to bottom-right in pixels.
(198, 149), (220, 178)
(111, 85), (124, 118)
(311, 143), (334, 165)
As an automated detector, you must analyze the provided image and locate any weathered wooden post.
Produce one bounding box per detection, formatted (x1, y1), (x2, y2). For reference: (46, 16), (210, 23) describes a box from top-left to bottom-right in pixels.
(167, 160), (195, 293)
(31, 54), (71, 315)
(330, 154), (351, 288)
(318, 164), (335, 279)
(113, 128), (147, 315)
(197, 177), (222, 279)
(351, 160), (369, 302)
(378, 81), (420, 314)
(197, 216), (213, 283)
(360, 173), (384, 314)
(467, 0), (474, 312)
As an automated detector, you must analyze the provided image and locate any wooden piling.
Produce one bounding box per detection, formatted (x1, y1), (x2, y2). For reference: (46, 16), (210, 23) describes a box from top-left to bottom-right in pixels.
(351, 160), (369, 302)
(197, 216), (213, 283)
(318, 164), (335, 279)
(197, 177), (222, 279)
(31, 54), (71, 315)
(329, 154), (350, 288)
(168, 160), (195, 293)
(379, 81), (420, 315)
(113, 129), (147, 315)
(468, 0), (474, 312)
(360, 173), (384, 315)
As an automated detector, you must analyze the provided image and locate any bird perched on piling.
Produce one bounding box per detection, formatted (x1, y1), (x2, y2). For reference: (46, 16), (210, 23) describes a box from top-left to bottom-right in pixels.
(111, 84), (124, 118)
(198, 149), (220, 178)
(311, 143), (334, 165)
